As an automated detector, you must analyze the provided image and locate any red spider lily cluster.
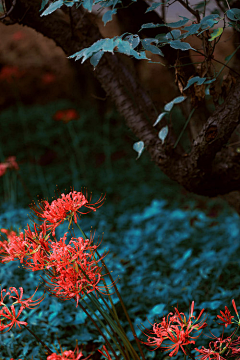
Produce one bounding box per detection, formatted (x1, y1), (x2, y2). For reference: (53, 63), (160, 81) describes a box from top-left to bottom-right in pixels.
(0, 190), (106, 307)
(142, 301), (207, 357)
(53, 109), (79, 123)
(142, 299), (240, 359)
(0, 156), (19, 177)
(32, 190), (105, 236)
(194, 300), (240, 360)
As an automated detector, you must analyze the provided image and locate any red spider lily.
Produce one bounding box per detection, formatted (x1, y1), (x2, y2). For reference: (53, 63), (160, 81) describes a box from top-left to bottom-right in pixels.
(0, 163), (8, 176)
(195, 345), (227, 360)
(142, 302), (206, 357)
(0, 66), (23, 84)
(0, 223), (50, 268)
(12, 30), (25, 40)
(195, 335), (235, 360)
(98, 345), (113, 360)
(228, 336), (240, 357)
(217, 306), (234, 328)
(47, 341), (91, 360)
(0, 228), (17, 241)
(174, 301), (207, 331)
(0, 156), (19, 177)
(39, 235), (106, 307)
(232, 299), (239, 318)
(5, 156), (19, 170)
(0, 286), (45, 333)
(161, 326), (195, 357)
(53, 109), (79, 123)
(32, 190), (105, 236)
(42, 72), (56, 85)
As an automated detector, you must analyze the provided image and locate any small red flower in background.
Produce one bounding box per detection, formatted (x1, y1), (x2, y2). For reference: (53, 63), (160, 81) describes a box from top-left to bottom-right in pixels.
(12, 31), (25, 41)
(0, 156), (19, 177)
(53, 109), (80, 123)
(5, 156), (19, 170)
(0, 163), (8, 176)
(0, 66), (23, 84)
(42, 72), (56, 85)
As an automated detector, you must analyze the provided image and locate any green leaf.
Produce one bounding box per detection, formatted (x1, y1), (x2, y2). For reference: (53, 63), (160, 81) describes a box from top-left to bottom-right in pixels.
(142, 38), (164, 56)
(64, 0), (79, 7)
(68, 49), (87, 61)
(200, 14), (219, 31)
(102, 9), (117, 25)
(82, 0), (94, 11)
(40, 0), (63, 16)
(149, 303), (165, 316)
(153, 112), (167, 126)
(158, 126), (168, 144)
(226, 8), (240, 21)
(40, 0), (49, 11)
(184, 76), (206, 90)
(201, 13), (220, 22)
(145, 2), (163, 13)
(166, 29), (181, 40)
(102, 38), (115, 52)
(181, 23), (200, 38)
(169, 40), (194, 51)
(130, 49), (149, 60)
(204, 78), (216, 84)
(90, 50), (104, 67)
(115, 39), (131, 55)
(133, 141), (144, 159)
(167, 16), (189, 28)
(164, 96), (186, 112)
(156, 33), (168, 42)
(208, 27), (223, 41)
(139, 23), (163, 31)
(123, 34), (140, 49)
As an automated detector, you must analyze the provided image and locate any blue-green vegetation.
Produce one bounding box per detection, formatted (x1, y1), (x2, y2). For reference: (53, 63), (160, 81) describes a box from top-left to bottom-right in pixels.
(0, 101), (240, 359)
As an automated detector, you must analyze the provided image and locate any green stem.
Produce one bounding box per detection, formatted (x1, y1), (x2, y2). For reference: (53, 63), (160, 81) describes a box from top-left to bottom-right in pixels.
(96, 249), (146, 360)
(82, 297), (130, 359)
(23, 324), (52, 356)
(75, 222), (141, 360)
(74, 298), (120, 360)
(86, 292), (139, 360)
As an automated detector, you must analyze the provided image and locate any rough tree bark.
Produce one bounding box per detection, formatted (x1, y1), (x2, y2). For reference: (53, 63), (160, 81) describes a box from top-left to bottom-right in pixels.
(3, 0), (240, 213)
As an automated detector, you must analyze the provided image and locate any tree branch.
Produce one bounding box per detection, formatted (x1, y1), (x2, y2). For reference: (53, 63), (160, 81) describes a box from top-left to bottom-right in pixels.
(3, 0), (240, 199)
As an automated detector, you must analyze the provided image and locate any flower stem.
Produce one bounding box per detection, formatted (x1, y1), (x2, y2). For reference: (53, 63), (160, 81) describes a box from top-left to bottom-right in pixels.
(23, 324), (52, 356)
(96, 249), (146, 360)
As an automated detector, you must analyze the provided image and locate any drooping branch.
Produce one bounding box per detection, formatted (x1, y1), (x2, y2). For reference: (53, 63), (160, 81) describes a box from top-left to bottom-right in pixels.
(3, 0), (240, 199)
